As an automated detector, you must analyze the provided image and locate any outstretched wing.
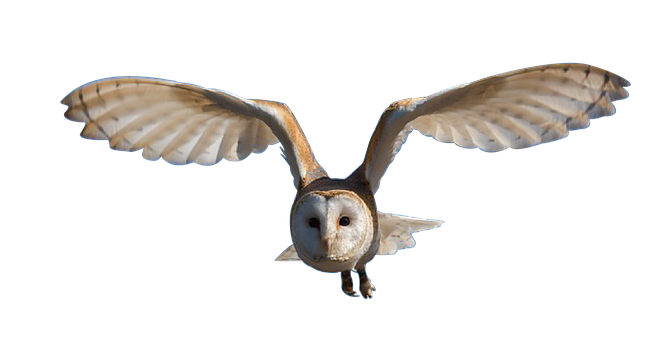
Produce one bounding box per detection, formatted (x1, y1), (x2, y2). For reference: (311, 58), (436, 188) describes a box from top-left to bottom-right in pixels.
(62, 77), (326, 188)
(359, 63), (630, 193)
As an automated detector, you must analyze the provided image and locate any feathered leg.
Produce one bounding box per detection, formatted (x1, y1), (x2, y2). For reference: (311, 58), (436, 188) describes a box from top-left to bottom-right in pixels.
(341, 270), (357, 297)
(357, 265), (376, 299)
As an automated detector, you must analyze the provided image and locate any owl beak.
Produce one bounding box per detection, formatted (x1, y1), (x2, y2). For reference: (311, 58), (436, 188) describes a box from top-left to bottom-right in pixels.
(323, 237), (334, 253)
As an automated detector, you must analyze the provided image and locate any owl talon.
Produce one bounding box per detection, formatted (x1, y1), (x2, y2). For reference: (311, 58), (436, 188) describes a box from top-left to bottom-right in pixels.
(357, 266), (375, 299)
(344, 289), (359, 297)
(360, 280), (375, 299)
(341, 270), (357, 297)
(342, 285), (359, 297)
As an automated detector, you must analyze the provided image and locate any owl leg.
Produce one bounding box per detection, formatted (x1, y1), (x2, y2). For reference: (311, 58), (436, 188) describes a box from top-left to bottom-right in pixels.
(341, 270), (357, 297)
(357, 265), (376, 299)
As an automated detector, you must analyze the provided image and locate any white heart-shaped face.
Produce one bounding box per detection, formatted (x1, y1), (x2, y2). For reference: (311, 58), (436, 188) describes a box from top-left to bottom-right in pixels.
(291, 190), (371, 270)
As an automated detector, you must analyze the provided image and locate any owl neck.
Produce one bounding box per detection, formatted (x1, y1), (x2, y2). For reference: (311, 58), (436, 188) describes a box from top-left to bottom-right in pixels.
(297, 173), (371, 200)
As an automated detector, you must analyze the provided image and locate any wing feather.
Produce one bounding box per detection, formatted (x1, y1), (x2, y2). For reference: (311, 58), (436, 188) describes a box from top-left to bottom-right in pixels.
(377, 212), (443, 255)
(62, 77), (326, 188)
(359, 63), (630, 193)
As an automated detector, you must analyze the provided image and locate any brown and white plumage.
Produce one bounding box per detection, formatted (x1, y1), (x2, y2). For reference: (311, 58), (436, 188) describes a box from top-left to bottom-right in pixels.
(62, 77), (325, 189)
(61, 63), (630, 298)
(360, 64), (630, 193)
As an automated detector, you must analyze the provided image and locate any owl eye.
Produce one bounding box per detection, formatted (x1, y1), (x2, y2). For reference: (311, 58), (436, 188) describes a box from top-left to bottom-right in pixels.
(308, 217), (320, 229)
(339, 216), (350, 226)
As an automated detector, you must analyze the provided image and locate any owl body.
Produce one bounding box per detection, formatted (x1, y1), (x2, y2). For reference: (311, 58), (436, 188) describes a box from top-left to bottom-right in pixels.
(61, 63), (630, 298)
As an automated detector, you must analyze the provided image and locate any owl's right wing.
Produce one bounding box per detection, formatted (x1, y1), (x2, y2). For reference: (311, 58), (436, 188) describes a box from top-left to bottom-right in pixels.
(62, 77), (326, 189)
(358, 63), (630, 193)
(275, 245), (300, 261)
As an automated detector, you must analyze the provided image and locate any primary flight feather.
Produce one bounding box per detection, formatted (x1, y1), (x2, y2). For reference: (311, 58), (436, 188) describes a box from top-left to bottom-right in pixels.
(360, 64), (629, 193)
(62, 63), (630, 298)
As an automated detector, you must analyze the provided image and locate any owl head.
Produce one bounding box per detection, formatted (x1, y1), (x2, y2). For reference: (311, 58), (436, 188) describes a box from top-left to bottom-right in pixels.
(290, 189), (374, 272)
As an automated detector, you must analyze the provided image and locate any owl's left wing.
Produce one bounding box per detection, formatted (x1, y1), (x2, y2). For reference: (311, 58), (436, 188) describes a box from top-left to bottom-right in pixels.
(376, 212), (442, 255)
(358, 63), (630, 193)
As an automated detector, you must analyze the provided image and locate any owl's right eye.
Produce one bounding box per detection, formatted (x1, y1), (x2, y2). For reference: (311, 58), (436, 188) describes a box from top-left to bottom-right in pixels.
(308, 217), (320, 229)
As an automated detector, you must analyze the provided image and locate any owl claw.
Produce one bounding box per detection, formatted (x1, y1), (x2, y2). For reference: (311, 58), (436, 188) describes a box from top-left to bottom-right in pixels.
(341, 270), (358, 297)
(360, 280), (375, 299)
(343, 289), (359, 297)
(342, 283), (358, 296)
(343, 287), (358, 297)
(342, 268), (375, 298)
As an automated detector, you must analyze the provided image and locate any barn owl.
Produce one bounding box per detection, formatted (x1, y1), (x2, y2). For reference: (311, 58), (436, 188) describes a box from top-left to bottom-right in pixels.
(61, 63), (630, 298)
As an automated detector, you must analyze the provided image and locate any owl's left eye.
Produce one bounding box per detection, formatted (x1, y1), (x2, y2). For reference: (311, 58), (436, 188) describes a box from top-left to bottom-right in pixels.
(339, 216), (350, 226)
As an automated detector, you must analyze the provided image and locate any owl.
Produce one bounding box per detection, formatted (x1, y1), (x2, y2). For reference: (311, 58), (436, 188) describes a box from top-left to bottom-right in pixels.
(61, 63), (629, 298)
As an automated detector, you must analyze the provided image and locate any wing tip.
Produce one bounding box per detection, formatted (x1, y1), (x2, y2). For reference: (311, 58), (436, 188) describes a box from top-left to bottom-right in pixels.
(377, 214), (446, 257)
(275, 245), (301, 261)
